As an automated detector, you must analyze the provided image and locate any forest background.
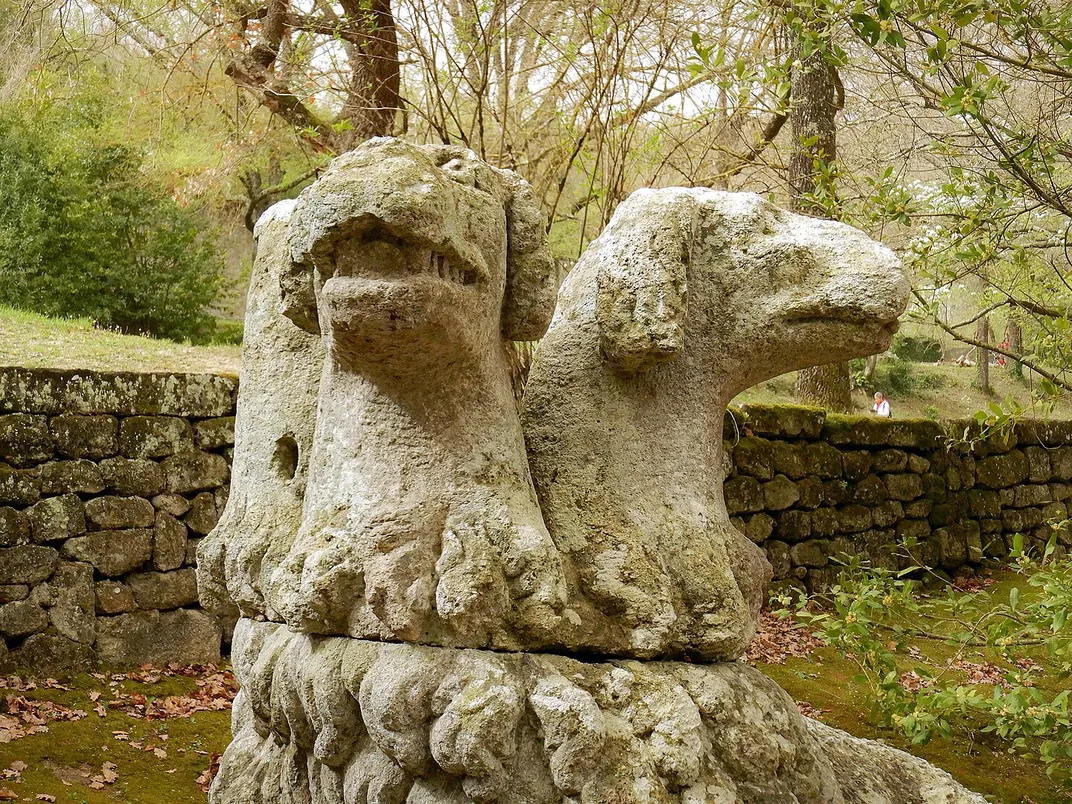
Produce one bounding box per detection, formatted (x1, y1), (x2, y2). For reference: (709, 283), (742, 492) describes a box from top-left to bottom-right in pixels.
(0, 0), (1070, 410)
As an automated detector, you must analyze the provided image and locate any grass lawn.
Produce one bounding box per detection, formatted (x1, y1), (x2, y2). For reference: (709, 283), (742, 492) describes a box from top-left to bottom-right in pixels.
(0, 667), (233, 803)
(0, 307), (241, 377)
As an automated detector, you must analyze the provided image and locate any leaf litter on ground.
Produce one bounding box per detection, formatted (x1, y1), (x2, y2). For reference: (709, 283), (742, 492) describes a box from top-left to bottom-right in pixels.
(0, 663), (236, 796)
(745, 611), (824, 665)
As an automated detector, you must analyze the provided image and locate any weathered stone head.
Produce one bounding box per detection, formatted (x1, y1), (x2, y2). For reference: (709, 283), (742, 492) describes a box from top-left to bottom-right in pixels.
(196, 200), (324, 623)
(263, 139), (568, 649)
(595, 188), (907, 387)
(281, 137), (556, 362)
(523, 188), (909, 661)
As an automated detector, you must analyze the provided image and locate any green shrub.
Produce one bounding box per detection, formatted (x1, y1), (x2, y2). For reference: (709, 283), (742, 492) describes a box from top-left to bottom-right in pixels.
(0, 105), (225, 343)
(210, 318), (245, 346)
(780, 534), (1072, 786)
(873, 357), (945, 397)
(891, 333), (943, 363)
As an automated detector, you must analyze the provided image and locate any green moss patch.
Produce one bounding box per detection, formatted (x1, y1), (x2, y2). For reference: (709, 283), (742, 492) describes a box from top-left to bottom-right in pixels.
(0, 667), (233, 802)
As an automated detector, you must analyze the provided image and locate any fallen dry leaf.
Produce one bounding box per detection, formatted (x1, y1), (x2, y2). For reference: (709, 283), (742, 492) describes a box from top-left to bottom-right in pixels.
(196, 753), (221, 793)
(0, 762), (23, 783)
(0, 788), (17, 800)
(0, 696), (87, 742)
(745, 612), (823, 665)
(947, 659), (1008, 686)
(796, 701), (825, 720)
(35, 795), (56, 802)
(899, 670), (932, 691)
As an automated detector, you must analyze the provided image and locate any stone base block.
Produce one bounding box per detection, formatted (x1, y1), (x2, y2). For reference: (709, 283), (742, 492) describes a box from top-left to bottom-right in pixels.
(212, 620), (983, 804)
(0, 633), (94, 675)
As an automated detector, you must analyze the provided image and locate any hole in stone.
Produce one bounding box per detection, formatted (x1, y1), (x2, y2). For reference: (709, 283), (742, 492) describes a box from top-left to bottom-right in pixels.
(272, 435), (299, 481)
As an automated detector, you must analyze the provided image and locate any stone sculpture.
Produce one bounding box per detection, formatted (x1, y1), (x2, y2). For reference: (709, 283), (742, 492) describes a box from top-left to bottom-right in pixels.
(523, 188), (911, 661)
(197, 201), (324, 621)
(209, 138), (985, 803)
(263, 138), (569, 648)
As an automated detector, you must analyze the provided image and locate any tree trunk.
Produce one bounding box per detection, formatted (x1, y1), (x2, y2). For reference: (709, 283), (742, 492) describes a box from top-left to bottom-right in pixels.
(1007, 320), (1023, 379)
(222, 0), (401, 154)
(796, 362), (853, 410)
(863, 353), (879, 380)
(976, 316), (990, 393)
(337, 0), (401, 148)
(789, 31), (852, 413)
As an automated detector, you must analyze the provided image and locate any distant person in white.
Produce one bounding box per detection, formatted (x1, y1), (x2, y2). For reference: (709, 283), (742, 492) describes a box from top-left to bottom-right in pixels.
(873, 391), (891, 418)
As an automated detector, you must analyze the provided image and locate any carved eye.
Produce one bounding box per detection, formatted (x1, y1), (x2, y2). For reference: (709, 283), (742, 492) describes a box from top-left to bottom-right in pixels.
(440, 158), (477, 186)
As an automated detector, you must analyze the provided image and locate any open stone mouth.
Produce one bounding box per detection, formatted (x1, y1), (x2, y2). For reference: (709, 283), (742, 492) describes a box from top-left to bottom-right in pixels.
(331, 226), (478, 287)
(785, 308), (902, 330)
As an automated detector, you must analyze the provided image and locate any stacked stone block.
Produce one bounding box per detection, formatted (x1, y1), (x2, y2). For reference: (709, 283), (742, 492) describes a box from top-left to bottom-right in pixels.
(0, 367), (236, 673)
(726, 404), (1072, 593)
(3, 366), (1071, 677)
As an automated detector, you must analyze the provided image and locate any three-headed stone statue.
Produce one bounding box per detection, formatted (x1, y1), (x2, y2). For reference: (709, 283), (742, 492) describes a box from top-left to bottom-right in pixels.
(201, 138), (985, 804)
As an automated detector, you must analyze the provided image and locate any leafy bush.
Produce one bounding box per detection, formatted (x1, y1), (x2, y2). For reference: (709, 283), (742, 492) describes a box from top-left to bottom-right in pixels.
(891, 332), (943, 363)
(779, 535), (1072, 786)
(871, 356), (945, 397)
(0, 105), (225, 343)
(209, 318), (245, 346)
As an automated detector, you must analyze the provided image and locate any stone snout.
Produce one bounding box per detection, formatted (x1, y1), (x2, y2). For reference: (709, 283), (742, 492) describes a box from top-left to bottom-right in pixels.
(281, 137), (556, 350)
(728, 210), (910, 394)
(259, 139), (570, 651)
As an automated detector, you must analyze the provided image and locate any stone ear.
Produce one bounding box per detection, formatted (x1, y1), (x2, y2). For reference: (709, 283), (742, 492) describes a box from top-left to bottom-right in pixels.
(279, 258), (321, 335)
(501, 175), (558, 342)
(252, 199), (321, 336)
(596, 191), (696, 373)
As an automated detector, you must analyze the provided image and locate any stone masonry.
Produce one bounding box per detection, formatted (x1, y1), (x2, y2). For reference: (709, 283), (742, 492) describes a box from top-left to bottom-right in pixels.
(724, 404), (1072, 594)
(2, 364), (1069, 678)
(0, 366), (236, 674)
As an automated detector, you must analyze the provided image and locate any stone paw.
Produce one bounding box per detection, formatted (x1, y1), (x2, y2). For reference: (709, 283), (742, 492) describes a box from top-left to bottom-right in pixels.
(194, 527), (235, 616)
(527, 672), (606, 795)
(430, 660), (524, 802)
(269, 539), (366, 634)
(433, 522), (510, 638)
(578, 541), (677, 654)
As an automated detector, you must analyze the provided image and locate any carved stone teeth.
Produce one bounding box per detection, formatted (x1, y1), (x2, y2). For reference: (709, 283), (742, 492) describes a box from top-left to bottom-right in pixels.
(422, 251), (464, 283)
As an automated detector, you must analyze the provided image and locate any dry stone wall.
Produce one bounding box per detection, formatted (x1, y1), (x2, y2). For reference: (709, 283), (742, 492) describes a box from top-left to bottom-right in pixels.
(726, 404), (1072, 593)
(0, 367), (237, 674)
(2, 365), (1069, 675)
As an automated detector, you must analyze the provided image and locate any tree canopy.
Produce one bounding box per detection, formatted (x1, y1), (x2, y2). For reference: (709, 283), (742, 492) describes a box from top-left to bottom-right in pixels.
(1, 0), (1070, 392)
